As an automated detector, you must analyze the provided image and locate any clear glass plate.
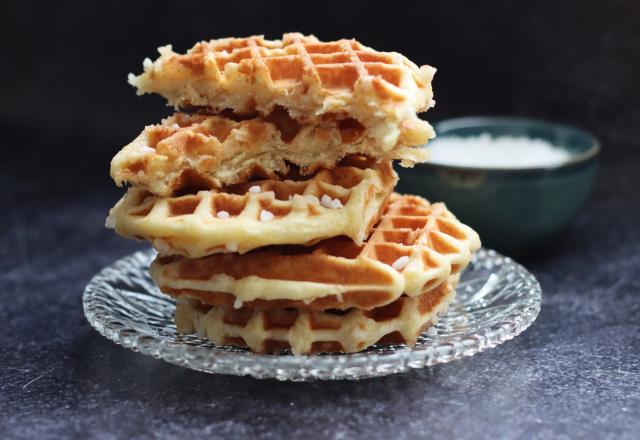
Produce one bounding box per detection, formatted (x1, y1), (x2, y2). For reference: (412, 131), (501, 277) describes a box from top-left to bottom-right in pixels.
(83, 248), (541, 381)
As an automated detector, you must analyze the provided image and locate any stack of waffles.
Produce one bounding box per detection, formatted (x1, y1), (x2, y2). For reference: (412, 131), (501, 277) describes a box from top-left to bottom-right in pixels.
(107, 33), (481, 355)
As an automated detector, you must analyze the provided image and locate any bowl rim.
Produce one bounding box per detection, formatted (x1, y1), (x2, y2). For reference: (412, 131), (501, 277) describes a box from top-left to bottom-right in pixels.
(419, 116), (601, 173)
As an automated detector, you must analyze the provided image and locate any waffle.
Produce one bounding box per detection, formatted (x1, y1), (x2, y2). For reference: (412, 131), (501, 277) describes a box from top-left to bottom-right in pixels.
(128, 33), (436, 152)
(107, 157), (397, 257)
(175, 278), (456, 355)
(150, 194), (480, 311)
(111, 112), (428, 196)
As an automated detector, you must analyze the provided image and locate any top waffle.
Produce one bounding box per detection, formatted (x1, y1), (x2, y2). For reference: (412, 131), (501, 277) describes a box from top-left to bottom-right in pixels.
(129, 33), (436, 152)
(150, 193), (480, 311)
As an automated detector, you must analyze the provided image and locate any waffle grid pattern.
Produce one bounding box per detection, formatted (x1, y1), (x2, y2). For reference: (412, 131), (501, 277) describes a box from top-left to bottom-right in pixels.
(151, 194), (480, 311)
(189, 33), (415, 97)
(175, 280), (456, 355)
(109, 160), (397, 256)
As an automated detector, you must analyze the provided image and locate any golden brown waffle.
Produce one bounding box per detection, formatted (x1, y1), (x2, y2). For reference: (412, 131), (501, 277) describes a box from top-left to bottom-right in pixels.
(175, 279), (456, 355)
(128, 33), (436, 152)
(151, 194), (480, 311)
(108, 157), (397, 257)
(111, 112), (428, 196)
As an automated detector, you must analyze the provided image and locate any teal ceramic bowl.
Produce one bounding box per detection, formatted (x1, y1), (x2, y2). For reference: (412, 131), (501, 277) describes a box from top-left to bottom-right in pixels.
(396, 117), (600, 257)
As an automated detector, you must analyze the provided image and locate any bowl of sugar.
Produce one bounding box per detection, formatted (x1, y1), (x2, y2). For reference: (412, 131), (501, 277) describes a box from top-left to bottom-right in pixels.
(396, 116), (600, 256)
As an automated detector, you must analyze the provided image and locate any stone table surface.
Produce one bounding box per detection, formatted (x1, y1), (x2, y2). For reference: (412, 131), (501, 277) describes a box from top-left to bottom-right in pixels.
(1, 141), (639, 440)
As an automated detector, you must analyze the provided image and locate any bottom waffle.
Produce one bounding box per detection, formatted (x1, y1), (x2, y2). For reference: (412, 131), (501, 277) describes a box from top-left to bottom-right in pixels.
(175, 279), (456, 356)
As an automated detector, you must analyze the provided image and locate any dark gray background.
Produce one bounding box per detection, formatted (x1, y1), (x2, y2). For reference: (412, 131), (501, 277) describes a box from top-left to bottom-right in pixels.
(2, 1), (639, 439)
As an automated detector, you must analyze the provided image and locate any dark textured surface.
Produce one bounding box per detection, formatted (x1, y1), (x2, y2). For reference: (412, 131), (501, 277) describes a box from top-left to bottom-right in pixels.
(3, 1), (640, 438)
(1, 136), (639, 440)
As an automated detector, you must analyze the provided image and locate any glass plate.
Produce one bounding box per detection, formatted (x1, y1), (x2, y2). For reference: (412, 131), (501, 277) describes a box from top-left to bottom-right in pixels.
(83, 248), (541, 381)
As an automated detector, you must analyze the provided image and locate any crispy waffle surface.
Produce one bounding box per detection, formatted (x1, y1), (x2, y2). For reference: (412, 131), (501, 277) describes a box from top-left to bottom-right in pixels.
(108, 157), (397, 257)
(111, 112), (429, 196)
(150, 194), (481, 311)
(175, 277), (457, 355)
(128, 33), (436, 152)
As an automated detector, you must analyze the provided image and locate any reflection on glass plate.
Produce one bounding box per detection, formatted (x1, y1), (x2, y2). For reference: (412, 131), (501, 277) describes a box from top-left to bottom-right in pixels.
(83, 248), (541, 381)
